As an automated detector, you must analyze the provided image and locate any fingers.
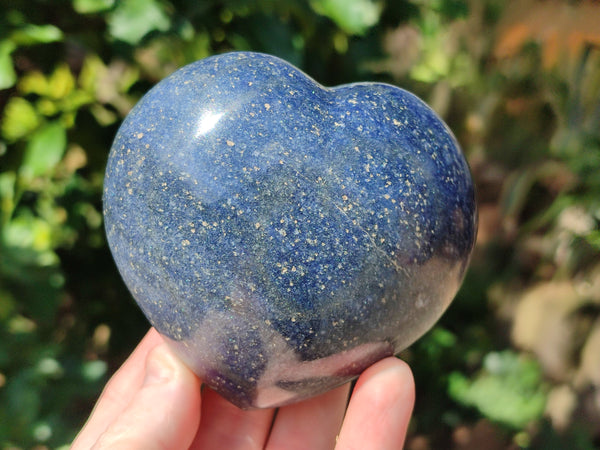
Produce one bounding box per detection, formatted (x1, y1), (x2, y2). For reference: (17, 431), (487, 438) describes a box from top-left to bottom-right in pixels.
(335, 357), (415, 450)
(265, 383), (350, 450)
(88, 341), (202, 450)
(189, 387), (275, 450)
(73, 328), (414, 450)
(72, 328), (165, 449)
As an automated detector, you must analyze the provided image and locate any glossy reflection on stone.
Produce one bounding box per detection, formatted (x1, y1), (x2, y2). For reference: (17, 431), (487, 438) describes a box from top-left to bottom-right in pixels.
(103, 51), (477, 409)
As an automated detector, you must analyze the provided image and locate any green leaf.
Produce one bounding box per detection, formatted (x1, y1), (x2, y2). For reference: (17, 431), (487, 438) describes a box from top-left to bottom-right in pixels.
(20, 122), (67, 179)
(0, 287), (17, 321)
(19, 64), (77, 100)
(0, 40), (17, 90)
(78, 54), (106, 93)
(585, 230), (600, 250)
(0, 171), (16, 224)
(10, 24), (63, 46)
(448, 351), (547, 428)
(310, 0), (382, 35)
(2, 215), (54, 253)
(18, 70), (50, 96)
(48, 64), (76, 100)
(1, 97), (40, 141)
(72, 0), (115, 14)
(107, 0), (171, 45)
(81, 360), (108, 381)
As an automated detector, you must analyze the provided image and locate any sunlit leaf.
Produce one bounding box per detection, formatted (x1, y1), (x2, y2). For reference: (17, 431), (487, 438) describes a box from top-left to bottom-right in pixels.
(0, 40), (17, 89)
(310, 0), (382, 35)
(48, 64), (75, 100)
(411, 45), (451, 82)
(60, 110), (77, 129)
(36, 98), (59, 116)
(61, 89), (94, 112)
(10, 24), (63, 46)
(1, 97), (40, 141)
(78, 54), (107, 93)
(36, 357), (64, 379)
(585, 230), (600, 250)
(107, 0), (171, 45)
(32, 422), (53, 443)
(73, 0), (115, 14)
(18, 70), (50, 96)
(174, 18), (195, 41)
(0, 287), (17, 320)
(0, 172), (16, 223)
(7, 314), (37, 333)
(448, 351), (547, 428)
(409, 16), (451, 83)
(20, 122), (67, 179)
(2, 215), (53, 252)
(115, 63), (140, 94)
(81, 360), (108, 381)
(90, 104), (117, 125)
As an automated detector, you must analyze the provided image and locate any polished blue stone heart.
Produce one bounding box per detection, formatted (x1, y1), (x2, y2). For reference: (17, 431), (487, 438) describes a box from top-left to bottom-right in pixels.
(104, 51), (477, 409)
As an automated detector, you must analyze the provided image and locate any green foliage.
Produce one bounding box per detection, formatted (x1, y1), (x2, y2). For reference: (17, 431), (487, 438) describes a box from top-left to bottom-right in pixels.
(310, 0), (383, 35)
(73, 0), (115, 14)
(0, 11), (64, 90)
(1, 0), (599, 447)
(21, 123), (67, 180)
(448, 351), (547, 428)
(0, 41), (17, 90)
(1, 98), (39, 141)
(107, 0), (172, 45)
(9, 24), (63, 46)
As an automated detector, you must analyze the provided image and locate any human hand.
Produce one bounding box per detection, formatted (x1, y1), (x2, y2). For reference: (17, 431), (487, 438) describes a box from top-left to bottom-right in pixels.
(72, 328), (414, 449)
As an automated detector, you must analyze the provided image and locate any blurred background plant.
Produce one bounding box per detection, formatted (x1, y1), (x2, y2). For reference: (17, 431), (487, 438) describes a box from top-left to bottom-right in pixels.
(0, 0), (599, 448)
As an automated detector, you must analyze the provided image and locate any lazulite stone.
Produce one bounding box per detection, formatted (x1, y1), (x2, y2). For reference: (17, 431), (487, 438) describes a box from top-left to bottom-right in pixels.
(103, 51), (477, 409)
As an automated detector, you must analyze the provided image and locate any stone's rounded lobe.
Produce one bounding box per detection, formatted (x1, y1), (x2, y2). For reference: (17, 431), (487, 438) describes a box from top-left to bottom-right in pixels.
(103, 51), (477, 409)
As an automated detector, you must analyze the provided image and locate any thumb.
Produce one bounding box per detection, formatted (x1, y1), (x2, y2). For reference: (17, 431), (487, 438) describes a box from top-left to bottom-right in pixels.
(91, 342), (201, 450)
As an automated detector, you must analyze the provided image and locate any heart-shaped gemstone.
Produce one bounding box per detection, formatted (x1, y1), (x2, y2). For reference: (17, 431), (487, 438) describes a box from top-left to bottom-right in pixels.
(104, 51), (477, 409)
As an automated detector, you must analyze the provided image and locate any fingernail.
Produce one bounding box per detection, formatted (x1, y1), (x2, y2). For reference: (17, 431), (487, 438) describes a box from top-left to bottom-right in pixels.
(143, 343), (175, 386)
